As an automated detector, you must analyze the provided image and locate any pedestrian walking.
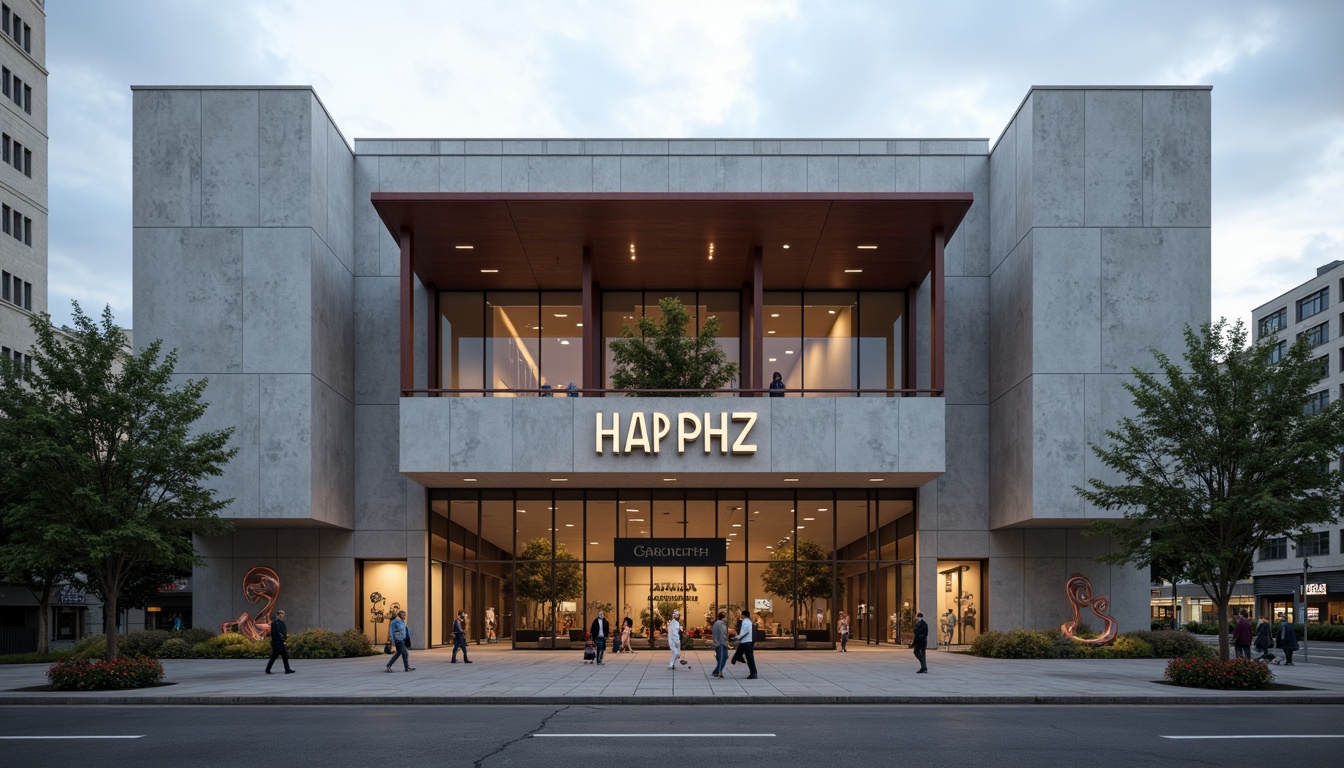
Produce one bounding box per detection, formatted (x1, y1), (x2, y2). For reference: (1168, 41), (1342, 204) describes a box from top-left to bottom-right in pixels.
(384, 610), (414, 672)
(710, 612), (729, 677)
(618, 616), (636, 655)
(1254, 617), (1274, 662)
(837, 612), (850, 652)
(1277, 618), (1299, 665)
(667, 610), (683, 669)
(452, 610), (472, 663)
(1233, 611), (1253, 659)
(265, 609), (295, 674)
(913, 611), (928, 673)
(590, 610), (611, 665)
(734, 609), (758, 678)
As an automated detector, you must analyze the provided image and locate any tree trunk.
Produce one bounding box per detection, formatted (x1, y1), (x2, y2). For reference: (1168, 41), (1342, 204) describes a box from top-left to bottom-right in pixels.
(35, 581), (52, 656)
(103, 590), (119, 662)
(1213, 595), (1230, 662)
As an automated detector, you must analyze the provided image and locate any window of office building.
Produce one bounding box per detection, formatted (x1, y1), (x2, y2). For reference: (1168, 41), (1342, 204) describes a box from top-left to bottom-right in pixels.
(1297, 531), (1330, 557)
(1314, 355), (1330, 381)
(1269, 340), (1286, 364)
(1299, 287), (1329, 322)
(1259, 537), (1287, 560)
(1305, 389), (1329, 415)
(1300, 322), (1329, 349)
(1258, 308), (1286, 339)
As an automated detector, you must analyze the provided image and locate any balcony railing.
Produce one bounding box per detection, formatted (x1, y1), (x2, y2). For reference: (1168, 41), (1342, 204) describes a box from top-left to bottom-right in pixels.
(401, 387), (944, 397)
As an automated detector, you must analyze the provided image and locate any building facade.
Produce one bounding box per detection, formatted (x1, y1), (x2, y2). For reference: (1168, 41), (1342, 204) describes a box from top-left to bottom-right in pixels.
(1251, 260), (1344, 626)
(131, 85), (1212, 648)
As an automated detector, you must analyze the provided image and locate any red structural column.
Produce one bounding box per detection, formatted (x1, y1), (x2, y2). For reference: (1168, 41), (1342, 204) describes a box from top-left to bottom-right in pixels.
(931, 227), (945, 395)
(905, 281), (918, 392)
(425, 281), (438, 393)
(399, 227), (413, 395)
(751, 245), (764, 395)
(582, 246), (599, 394)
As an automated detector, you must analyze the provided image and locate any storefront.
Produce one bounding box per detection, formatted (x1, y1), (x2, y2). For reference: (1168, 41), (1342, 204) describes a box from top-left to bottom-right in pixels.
(1149, 581), (1255, 627)
(1256, 571), (1344, 625)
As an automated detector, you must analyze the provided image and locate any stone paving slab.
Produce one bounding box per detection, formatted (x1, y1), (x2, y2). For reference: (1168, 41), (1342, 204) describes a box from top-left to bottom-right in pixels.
(3, 644), (1343, 706)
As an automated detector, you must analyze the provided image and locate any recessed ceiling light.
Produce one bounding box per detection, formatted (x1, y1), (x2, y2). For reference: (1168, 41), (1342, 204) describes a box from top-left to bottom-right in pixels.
(753, 510), (760, 514)
(828, 310), (836, 314)
(560, 340), (570, 345)
(869, 477), (884, 482)
(771, 313), (780, 318)
(518, 509), (526, 513)
(784, 478), (799, 482)
(576, 323), (583, 327)
(732, 524), (742, 528)
(630, 244), (636, 261)
(785, 350), (794, 355)
(626, 509), (639, 512)
(803, 517), (815, 521)
(729, 533), (737, 536)
(628, 518), (644, 522)
(767, 330), (776, 334)
(455, 245), (474, 249)
(553, 313), (568, 318)
(768, 357), (777, 362)
(782, 244), (790, 249)
(481, 269), (499, 273)
(845, 269), (863, 273)
(797, 525), (805, 529)
(817, 508), (828, 512)
(589, 541), (598, 545)
(663, 478), (676, 482)
(708, 243), (715, 261)
(565, 523), (575, 527)
(857, 245), (878, 250)
(766, 545), (774, 549)
(463, 478), (477, 482)
(551, 478), (568, 482)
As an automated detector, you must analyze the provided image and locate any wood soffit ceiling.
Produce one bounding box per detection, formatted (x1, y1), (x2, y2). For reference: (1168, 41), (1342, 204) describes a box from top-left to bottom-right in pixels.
(371, 193), (972, 291)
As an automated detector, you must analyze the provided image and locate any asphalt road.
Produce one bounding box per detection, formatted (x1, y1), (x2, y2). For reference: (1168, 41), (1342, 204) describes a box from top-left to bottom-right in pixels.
(1, 705), (1341, 767)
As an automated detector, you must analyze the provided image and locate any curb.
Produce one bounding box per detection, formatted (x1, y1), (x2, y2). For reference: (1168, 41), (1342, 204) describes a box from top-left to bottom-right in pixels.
(4, 694), (1343, 706)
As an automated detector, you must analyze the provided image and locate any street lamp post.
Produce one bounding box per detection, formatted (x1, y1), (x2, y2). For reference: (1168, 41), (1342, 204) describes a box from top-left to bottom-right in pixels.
(1301, 556), (1310, 663)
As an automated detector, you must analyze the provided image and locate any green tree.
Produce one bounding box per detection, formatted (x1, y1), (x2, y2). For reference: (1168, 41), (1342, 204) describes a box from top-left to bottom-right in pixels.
(0, 521), (78, 655)
(506, 537), (584, 633)
(759, 538), (843, 629)
(1079, 320), (1344, 661)
(0, 304), (236, 661)
(608, 296), (739, 395)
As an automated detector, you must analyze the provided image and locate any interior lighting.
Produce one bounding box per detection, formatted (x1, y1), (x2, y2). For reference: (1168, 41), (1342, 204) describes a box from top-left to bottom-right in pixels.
(630, 244), (636, 261)
(463, 478), (477, 482)
(729, 533), (738, 536)
(784, 478), (799, 482)
(565, 524), (575, 527)
(664, 478), (677, 482)
(455, 245), (474, 249)
(576, 323), (583, 327)
(782, 244), (790, 249)
(768, 357), (777, 362)
(709, 243), (715, 261)
(767, 330), (776, 334)
(844, 269), (863, 273)
(857, 245), (878, 250)
(803, 517), (815, 521)
(817, 508), (828, 512)
(480, 269), (499, 273)
(589, 541), (599, 545)
(551, 478), (569, 482)
(869, 477), (884, 482)
(628, 518), (644, 522)
(560, 340), (570, 345)
(766, 545), (773, 549)
(732, 524), (742, 528)
(797, 525), (805, 529)
(828, 310), (836, 314)
(554, 313), (568, 318)
(785, 350), (794, 355)
(771, 313), (780, 318)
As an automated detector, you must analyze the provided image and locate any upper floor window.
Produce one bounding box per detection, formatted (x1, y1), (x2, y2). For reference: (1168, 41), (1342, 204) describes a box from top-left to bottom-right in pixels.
(1300, 322), (1329, 349)
(1296, 530), (1330, 557)
(1, 133), (32, 177)
(1314, 355), (1330, 381)
(1, 5), (29, 54)
(1269, 340), (1286, 363)
(1258, 308), (1286, 339)
(1260, 537), (1287, 560)
(1298, 287), (1329, 322)
(1305, 389), (1329, 416)
(1, 270), (31, 310)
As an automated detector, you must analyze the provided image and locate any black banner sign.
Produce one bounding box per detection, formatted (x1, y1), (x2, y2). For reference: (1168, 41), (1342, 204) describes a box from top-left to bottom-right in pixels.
(613, 538), (727, 567)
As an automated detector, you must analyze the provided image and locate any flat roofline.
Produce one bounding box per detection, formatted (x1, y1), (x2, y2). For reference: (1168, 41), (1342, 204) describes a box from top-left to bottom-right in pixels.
(990, 84), (1214, 153)
(130, 85), (353, 154)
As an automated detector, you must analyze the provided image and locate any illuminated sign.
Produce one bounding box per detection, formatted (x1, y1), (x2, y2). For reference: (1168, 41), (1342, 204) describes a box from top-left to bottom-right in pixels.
(595, 412), (758, 455)
(1305, 582), (1327, 596)
(613, 538), (727, 566)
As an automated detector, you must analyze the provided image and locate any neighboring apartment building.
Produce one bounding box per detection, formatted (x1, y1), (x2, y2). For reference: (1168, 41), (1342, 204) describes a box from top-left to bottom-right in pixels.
(1251, 260), (1344, 626)
(131, 84), (1211, 649)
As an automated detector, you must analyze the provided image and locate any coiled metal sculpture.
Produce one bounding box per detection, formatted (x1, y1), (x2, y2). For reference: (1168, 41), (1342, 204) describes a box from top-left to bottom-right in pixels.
(1061, 573), (1118, 645)
(219, 566), (281, 640)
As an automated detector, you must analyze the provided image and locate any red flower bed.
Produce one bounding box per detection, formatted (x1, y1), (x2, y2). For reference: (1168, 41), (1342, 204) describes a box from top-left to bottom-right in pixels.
(1164, 656), (1273, 690)
(46, 656), (165, 691)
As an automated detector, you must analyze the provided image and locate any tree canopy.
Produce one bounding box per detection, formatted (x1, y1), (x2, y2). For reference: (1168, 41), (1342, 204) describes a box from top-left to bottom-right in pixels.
(759, 538), (843, 623)
(1080, 319), (1344, 660)
(506, 537), (584, 631)
(608, 295), (739, 396)
(0, 304), (236, 661)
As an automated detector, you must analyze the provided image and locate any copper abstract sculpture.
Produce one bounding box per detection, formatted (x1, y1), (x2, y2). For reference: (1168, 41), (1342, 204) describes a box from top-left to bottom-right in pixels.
(220, 566), (281, 640)
(1060, 573), (1118, 645)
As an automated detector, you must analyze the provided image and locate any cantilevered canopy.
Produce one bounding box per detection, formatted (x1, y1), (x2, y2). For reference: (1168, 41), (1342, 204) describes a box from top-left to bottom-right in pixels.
(371, 193), (972, 291)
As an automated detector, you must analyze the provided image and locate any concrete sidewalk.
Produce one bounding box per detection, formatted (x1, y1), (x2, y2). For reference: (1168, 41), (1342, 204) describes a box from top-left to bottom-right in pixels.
(3, 643), (1343, 705)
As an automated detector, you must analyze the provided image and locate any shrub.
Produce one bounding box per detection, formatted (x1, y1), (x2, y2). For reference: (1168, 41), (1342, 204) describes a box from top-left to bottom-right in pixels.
(1165, 656), (1274, 690)
(0, 650), (75, 665)
(157, 638), (193, 659)
(1127, 630), (1213, 659)
(289, 628), (344, 659)
(193, 633), (269, 659)
(177, 627), (215, 647)
(47, 656), (165, 691)
(970, 630), (1055, 659)
(121, 630), (171, 658)
(339, 629), (378, 658)
(1151, 618), (1176, 631)
(72, 634), (108, 659)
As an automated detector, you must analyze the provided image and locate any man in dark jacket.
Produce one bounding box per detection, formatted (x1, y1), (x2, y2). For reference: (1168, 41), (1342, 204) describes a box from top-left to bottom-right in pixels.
(1233, 611), (1253, 659)
(452, 610), (472, 663)
(913, 611), (928, 673)
(265, 610), (294, 674)
(590, 610), (611, 665)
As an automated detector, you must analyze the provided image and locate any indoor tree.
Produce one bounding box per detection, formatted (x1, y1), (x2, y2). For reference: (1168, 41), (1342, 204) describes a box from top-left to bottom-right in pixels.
(759, 538), (843, 633)
(507, 537), (584, 635)
(1080, 319), (1344, 661)
(608, 296), (739, 395)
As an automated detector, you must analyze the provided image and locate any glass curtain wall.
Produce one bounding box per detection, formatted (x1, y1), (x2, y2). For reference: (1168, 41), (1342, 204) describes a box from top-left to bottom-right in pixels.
(764, 291), (906, 395)
(602, 291), (741, 391)
(437, 291), (583, 395)
(430, 488), (915, 649)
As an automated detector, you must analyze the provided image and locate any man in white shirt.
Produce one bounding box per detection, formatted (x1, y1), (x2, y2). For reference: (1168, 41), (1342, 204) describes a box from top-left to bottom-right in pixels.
(736, 609), (758, 679)
(667, 610), (682, 669)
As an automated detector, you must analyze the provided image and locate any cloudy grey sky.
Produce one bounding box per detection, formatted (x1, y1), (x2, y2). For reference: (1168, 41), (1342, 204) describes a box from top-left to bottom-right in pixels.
(45, 0), (1344, 330)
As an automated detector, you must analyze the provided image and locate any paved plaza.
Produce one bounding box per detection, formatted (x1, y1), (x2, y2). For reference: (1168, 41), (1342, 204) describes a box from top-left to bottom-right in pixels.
(4, 643), (1343, 705)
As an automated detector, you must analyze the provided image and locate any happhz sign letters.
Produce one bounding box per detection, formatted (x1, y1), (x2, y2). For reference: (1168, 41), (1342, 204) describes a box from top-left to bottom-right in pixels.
(613, 538), (728, 566)
(595, 411), (758, 455)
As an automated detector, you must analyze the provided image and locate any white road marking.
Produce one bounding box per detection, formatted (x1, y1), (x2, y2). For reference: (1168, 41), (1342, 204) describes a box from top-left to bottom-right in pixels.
(0, 736), (145, 740)
(534, 733), (775, 738)
(1161, 735), (1344, 740)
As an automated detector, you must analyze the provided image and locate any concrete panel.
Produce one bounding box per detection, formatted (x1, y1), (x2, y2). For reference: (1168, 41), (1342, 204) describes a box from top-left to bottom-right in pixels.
(354, 276), (399, 405)
(833, 398), (900, 473)
(988, 119), (1016, 271)
(526, 156), (592, 192)
(1100, 227), (1210, 372)
(398, 398), (451, 474)
(671, 156), (718, 192)
(1084, 90), (1143, 227)
(893, 156), (920, 192)
(780, 140), (821, 155)
(806, 156), (838, 192)
(1142, 89), (1211, 227)
(918, 155), (964, 193)
(276, 556), (320, 630)
(277, 529), (321, 558)
(989, 530), (1024, 558)
(439, 156), (465, 192)
(234, 528), (278, 559)
(620, 156), (669, 191)
(354, 530), (406, 559)
(311, 234), (355, 400)
(413, 277), (429, 390)
(859, 140), (885, 155)
(200, 90), (260, 227)
(309, 96), (329, 245)
(502, 156), (528, 191)
(936, 529), (989, 558)
(186, 373), (261, 520)
(935, 404), (988, 530)
(945, 276), (989, 404)
(669, 140), (713, 154)
(1032, 227), (1101, 374)
(259, 374), (313, 519)
(987, 555), (1025, 629)
(593, 156), (620, 192)
(318, 556), (355, 630)
(259, 90), (312, 227)
(716, 140), (753, 155)
(962, 156), (991, 276)
(1022, 528), (1066, 558)
(319, 529), (354, 558)
(837, 155), (895, 192)
(915, 272), (931, 390)
(1014, 94), (1034, 245)
(1022, 556), (1066, 629)
(761, 156), (807, 192)
(513, 398), (575, 473)
(898, 397), (945, 474)
(1108, 561), (1151, 633)
(403, 478), (428, 536)
(133, 227), (243, 374)
(1031, 374), (1086, 519)
(311, 378), (354, 529)
(622, 140), (667, 155)
(1082, 373), (1137, 516)
(353, 156), (380, 275)
(547, 140), (583, 154)
(133, 89), (201, 227)
(325, 121), (355, 272)
(769, 398), (835, 472)
(242, 227), (312, 375)
(357, 404), (407, 530)
(721, 156), (761, 192)
(193, 532), (233, 560)
(437, 140), (465, 154)
(464, 156), (501, 192)
(193, 557), (232, 630)
(989, 379), (1031, 530)
(378, 155), (438, 192)
(988, 231), (1032, 401)
(502, 140), (545, 155)
(465, 140), (502, 155)
(1030, 90), (1085, 227)
(1065, 528), (1109, 558)
(449, 397), (514, 472)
